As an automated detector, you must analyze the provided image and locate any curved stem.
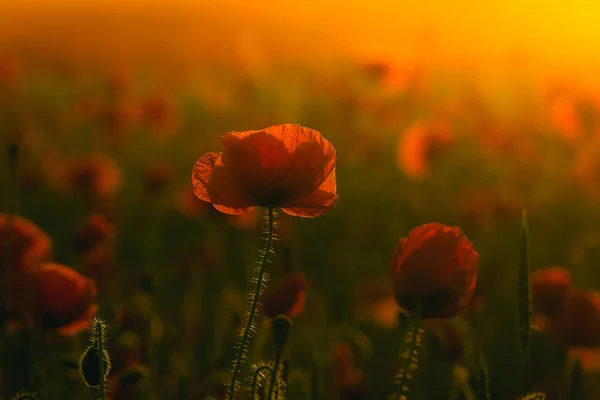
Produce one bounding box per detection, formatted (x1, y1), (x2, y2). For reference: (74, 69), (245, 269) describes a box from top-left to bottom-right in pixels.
(395, 305), (422, 400)
(228, 207), (275, 400)
(267, 351), (282, 400)
(250, 365), (274, 399)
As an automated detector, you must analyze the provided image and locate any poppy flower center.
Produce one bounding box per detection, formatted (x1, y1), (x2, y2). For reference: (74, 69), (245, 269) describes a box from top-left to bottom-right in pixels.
(257, 188), (291, 207)
(396, 288), (452, 317)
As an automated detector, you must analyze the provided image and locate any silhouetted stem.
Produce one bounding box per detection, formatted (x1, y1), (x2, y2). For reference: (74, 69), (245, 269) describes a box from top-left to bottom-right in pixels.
(395, 304), (422, 400)
(267, 351), (282, 400)
(97, 323), (107, 400)
(228, 207), (275, 400)
(250, 365), (274, 399)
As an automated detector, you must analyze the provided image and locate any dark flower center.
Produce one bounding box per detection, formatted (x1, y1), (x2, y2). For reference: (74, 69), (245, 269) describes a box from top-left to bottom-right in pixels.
(257, 188), (291, 207)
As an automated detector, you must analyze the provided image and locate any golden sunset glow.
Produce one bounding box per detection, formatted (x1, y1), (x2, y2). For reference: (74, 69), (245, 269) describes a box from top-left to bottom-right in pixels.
(3, 0), (600, 85)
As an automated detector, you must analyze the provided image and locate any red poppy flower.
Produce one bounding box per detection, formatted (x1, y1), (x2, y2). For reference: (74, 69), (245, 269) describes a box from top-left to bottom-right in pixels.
(531, 266), (572, 318)
(143, 163), (174, 195)
(262, 273), (309, 319)
(0, 213), (52, 276)
(396, 119), (454, 180)
(61, 154), (122, 199)
(390, 223), (479, 319)
(73, 214), (115, 254)
(551, 290), (600, 348)
(26, 263), (98, 335)
(192, 124), (338, 217)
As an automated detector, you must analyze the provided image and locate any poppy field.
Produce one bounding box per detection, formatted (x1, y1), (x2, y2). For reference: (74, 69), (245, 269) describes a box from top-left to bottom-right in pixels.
(2, 54), (600, 400)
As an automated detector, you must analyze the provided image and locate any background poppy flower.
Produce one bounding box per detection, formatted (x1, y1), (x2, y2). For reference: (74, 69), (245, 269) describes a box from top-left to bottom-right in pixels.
(551, 289), (600, 348)
(73, 213), (115, 254)
(390, 223), (479, 319)
(192, 124), (338, 217)
(26, 263), (98, 335)
(59, 154), (123, 200)
(262, 272), (309, 318)
(531, 266), (573, 318)
(0, 213), (52, 276)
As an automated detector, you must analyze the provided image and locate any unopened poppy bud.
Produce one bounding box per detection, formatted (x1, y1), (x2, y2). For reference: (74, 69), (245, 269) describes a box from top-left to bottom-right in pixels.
(79, 343), (111, 388)
(271, 314), (293, 352)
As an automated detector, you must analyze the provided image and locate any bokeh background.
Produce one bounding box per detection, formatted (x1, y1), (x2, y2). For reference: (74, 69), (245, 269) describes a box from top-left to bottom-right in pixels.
(2, 1), (600, 399)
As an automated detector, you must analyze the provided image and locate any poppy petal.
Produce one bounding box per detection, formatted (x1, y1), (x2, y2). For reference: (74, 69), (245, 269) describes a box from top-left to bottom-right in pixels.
(222, 132), (291, 206)
(192, 152), (221, 202)
(207, 157), (255, 215)
(282, 165), (338, 217)
(265, 124), (337, 194)
(221, 129), (263, 150)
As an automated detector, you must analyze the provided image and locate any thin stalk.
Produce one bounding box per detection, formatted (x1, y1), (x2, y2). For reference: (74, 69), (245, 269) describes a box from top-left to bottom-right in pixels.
(228, 207), (275, 399)
(97, 321), (107, 400)
(250, 365), (274, 399)
(267, 351), (282, 400)
(395, 305), (422, 400)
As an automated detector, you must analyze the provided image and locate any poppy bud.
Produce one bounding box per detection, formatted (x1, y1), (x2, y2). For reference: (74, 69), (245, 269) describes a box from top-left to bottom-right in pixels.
(79, 344), (111, 388)
(271, 314), (293, 352)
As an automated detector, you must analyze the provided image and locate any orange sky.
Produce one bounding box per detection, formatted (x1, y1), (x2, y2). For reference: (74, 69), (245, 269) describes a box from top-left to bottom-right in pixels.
(2, 0), (600, 85)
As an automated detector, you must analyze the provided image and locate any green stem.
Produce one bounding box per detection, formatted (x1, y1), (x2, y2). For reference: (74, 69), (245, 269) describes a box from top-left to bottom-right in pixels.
(97, 324), (106, 400)
(228, 207), (275, 400)
(250, 365), (274, 399)
(267, 351), (282, 400)
(395, 305), (422, 400)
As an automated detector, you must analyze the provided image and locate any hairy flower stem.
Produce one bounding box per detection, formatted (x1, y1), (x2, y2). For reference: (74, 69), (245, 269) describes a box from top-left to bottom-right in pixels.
(395, 305), (422, 400)
(267, 351), (282, 400)
(250, 365), (274, 399)
(228, 207), (275, 400)
(97, 320), (107, 400)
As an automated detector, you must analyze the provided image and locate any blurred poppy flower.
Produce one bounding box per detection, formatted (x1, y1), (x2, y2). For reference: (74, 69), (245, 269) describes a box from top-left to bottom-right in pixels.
(551, 290), (600, 348)
(332, 341), (363, 389)
(192, 124), (338, 217)
(0, 213), (52, 276)
(390, 223), (479, 319)
(73, 214), (115, 254)
(396, 119), (454, 180)
(26, 263), (98, 335)
(424, 319), (465, 363)
(143, 163), (174, 196)
(549, 95), (585, 143)
(457, 187), (521, 229)
(531, 266), (572, 318)
(139, 95), (179, 139)
(59, 154), (122, 200)
(111, 331), (143, 375)
(81, 244), (115, 291)
(354, 280), (400, 330)
(262, 272), (309, 319)
(0, 55), (22, 88)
